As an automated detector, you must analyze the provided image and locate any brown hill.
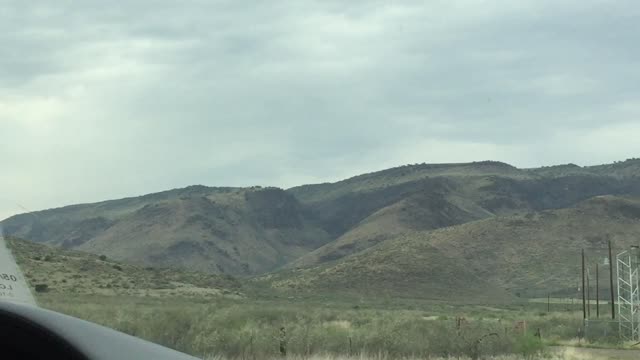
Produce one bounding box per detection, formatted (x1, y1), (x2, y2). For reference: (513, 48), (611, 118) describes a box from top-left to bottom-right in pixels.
(2, 186), (331, 275)
(268, 195), (640, 299)
(289, 184), (487, 267)
(260, 234), (516, 303)
(424, 195), (640, 297)
(3, 159), (640, 281)
(290, 172), (640, 268)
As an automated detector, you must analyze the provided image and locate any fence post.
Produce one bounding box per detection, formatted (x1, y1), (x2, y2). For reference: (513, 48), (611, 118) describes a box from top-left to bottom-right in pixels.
(279, 327), (287, 357)
(250, 334), (255, 360)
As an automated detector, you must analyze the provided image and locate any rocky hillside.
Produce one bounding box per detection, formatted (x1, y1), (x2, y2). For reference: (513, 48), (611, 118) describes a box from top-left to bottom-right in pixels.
(6, 237), (243, 299)
(289, 160), (640, 267)
(267, 195), (640, 298)
(2, 186), (331, 275)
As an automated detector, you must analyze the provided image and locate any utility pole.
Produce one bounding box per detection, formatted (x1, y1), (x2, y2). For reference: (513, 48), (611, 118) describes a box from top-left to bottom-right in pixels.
(596, 263), (600, 318)
(609, 240), (615, 319)
(587, 266), (591, 318)
(547, 293), (550, 313)
(582, 249), (587, 320)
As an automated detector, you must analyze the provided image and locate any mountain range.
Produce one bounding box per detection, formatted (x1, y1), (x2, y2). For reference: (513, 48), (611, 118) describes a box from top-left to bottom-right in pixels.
(3, 158), (640, 301)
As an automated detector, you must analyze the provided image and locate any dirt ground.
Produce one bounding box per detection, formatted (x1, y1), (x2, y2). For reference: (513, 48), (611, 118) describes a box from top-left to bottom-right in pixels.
(552, 346), (640, 360)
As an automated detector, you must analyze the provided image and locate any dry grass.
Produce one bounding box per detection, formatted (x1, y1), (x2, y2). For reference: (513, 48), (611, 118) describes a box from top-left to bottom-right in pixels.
(32, 289), (640, 360)
(37, 293), (558, 359)
(7, 237), (242, 298)
(201, 347), (639, 360)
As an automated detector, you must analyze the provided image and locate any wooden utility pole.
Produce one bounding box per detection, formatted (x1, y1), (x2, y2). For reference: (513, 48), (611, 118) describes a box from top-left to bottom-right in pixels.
(587, 266), (591, 318)
(596, 263), (600, 318)
(547, 293), (550, 313)
(582, 249), (587, 320)
(609, 240), (615, 319)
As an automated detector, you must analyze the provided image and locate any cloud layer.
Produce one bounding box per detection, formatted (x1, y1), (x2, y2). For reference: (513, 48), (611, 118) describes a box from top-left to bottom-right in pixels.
(2, 0), (640, 219)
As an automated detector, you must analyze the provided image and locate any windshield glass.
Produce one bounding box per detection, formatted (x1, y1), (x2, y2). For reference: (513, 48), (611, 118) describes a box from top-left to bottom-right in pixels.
(2, 1), (640, 359)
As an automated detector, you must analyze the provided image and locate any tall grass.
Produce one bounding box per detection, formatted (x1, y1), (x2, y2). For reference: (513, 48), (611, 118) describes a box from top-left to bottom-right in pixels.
(43, 295), (633, 359)
(202, 353), (606, 360)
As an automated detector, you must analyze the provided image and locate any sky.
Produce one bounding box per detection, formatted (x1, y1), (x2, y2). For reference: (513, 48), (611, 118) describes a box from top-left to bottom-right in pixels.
(1, 0), (640, 219)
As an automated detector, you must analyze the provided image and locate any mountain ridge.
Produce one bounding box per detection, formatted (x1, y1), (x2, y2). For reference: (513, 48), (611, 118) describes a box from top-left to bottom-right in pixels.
(3, 158), (640, 301)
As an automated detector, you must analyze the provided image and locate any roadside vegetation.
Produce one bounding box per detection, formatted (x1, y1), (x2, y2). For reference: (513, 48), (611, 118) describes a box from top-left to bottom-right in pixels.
(38, 292), (634, 360)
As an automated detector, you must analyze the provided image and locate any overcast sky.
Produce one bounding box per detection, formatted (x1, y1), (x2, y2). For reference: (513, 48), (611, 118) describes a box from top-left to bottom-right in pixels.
(2, 0), (640, 219)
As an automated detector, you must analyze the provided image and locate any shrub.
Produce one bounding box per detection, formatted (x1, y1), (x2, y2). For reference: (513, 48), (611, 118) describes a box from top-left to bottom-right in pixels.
(39, 299), (557, 360)
(514, 334), (545, 360)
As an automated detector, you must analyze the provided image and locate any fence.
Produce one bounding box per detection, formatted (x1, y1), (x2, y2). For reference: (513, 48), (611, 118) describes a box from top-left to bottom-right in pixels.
(584, 319), (621, 343)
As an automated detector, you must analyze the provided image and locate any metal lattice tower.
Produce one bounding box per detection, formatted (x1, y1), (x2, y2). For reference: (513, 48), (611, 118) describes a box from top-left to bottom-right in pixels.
(617, 247), (640, 341)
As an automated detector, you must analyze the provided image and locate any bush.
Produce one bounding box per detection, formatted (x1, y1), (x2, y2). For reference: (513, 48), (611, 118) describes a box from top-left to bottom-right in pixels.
(35, 284), (49, 293)
(514, 335), (545, 359)
(99, 255), (107, 261)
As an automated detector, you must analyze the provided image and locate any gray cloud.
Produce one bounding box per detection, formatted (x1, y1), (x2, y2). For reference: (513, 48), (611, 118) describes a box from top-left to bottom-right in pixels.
(2, 0), (640, 219)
